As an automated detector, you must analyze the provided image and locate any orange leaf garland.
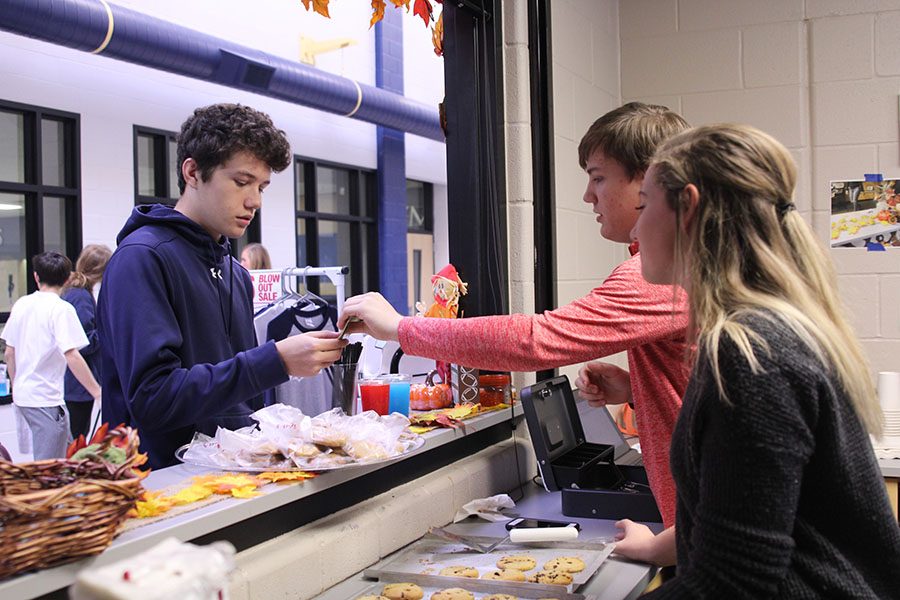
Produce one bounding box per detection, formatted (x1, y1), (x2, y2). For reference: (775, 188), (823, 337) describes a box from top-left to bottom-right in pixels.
(370, 0), (386, 28)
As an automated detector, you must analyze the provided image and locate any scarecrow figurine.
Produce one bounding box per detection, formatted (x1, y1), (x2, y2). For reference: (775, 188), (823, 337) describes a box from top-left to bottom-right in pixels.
(416, 264), (468, 319)
(416, 264), (468, 389)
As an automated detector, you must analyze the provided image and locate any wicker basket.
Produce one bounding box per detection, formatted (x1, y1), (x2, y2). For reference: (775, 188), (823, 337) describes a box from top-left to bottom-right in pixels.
(0, 457), (144, 580)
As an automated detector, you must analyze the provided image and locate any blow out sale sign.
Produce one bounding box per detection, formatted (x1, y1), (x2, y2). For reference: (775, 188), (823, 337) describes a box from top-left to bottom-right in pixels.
(249, 269), (283, 308)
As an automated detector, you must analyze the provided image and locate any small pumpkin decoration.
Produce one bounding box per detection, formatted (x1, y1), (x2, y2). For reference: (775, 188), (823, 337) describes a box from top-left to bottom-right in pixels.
(410, 369), (453, 411)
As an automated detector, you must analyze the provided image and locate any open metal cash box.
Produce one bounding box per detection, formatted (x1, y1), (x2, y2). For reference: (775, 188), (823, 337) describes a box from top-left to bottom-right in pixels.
(520, 375), (662, 522)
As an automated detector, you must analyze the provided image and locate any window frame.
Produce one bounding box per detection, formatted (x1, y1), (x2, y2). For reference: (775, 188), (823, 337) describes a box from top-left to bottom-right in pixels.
(406, 179), (433, 234)
(294, 156), (379, 298)
(0, 99), (82, 321)
(133, 125), (179, 206)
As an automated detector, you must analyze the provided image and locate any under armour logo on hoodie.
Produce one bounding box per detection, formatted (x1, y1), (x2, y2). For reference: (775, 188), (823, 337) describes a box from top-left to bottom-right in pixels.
(210, 267), (223, 280)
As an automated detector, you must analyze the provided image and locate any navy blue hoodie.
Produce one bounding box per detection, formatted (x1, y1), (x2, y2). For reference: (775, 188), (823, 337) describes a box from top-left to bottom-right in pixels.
(97, 205), (288, 468)
(62, 286), (100, 403)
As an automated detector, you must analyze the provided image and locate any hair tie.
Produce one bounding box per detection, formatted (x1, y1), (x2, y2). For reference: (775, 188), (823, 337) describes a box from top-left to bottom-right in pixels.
(777, 202), (796, 217)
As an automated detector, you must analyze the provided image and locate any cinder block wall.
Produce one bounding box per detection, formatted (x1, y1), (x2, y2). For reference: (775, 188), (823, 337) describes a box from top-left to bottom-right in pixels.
(616, 0), (900, 372)
(550, 1), (630, 383)
(228, 435), (537, 600)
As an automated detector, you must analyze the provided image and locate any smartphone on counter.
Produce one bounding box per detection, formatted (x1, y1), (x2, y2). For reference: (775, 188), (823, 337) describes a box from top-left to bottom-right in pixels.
(504, 517), (580, 531)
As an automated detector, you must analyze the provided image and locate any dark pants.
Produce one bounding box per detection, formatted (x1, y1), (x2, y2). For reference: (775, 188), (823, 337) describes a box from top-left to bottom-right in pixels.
(66, 400), (94, 440)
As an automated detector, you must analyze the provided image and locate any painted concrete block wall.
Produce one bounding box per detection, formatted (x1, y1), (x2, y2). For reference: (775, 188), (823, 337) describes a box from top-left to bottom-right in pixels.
(227, 435), (537, 600)
(620, 0), (900, 374)
(0, 0), (447, 275)
(502, 1), (537, 390)
(551, 0), (629, 384)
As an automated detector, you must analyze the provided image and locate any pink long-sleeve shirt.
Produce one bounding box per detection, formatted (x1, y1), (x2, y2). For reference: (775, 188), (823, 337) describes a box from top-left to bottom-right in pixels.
(398, 253), (689, 527)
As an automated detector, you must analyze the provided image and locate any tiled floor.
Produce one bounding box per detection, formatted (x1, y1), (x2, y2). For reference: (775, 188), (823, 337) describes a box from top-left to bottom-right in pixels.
(0, 401), (101, 462)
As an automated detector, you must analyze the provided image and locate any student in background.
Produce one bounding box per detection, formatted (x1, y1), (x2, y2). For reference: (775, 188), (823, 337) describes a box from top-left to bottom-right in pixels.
(632, 124), (900, 597)
(62, 243), (112, 439)
(2, 252), (101, 459)
(240, 242), (271, 270)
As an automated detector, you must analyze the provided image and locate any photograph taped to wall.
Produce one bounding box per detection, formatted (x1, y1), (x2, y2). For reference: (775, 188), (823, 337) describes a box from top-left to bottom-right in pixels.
(830, 178), (900, 248)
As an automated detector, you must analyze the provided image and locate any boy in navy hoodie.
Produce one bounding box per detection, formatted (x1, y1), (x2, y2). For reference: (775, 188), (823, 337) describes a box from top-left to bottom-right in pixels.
(98, 104), (346, 468)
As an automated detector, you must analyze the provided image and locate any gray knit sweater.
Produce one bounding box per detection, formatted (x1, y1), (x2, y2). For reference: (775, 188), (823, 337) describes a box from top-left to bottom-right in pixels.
(645, 312), (900, 599)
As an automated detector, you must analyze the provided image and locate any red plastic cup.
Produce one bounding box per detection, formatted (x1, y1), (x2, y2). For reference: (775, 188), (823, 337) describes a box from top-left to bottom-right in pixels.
(359, 378), (391, 415)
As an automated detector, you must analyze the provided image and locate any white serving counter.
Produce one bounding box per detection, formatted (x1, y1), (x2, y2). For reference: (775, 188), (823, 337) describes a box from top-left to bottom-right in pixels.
(0, 405), (657, 600)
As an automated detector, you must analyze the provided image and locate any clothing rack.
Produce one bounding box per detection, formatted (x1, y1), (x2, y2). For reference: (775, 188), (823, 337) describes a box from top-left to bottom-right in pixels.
(281, 266), (350, 316)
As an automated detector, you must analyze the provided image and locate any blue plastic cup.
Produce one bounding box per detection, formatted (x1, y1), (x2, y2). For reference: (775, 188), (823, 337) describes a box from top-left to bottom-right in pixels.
(385, 374), (411, 416)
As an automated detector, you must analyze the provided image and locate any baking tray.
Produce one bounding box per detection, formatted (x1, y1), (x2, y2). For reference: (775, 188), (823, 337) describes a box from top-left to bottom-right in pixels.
(363, 536), (614, 594)
(352, 573), (597, 600)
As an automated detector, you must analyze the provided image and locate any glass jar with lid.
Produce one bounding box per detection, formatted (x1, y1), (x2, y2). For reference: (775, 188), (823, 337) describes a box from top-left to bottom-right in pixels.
(478, 373), (511, 407)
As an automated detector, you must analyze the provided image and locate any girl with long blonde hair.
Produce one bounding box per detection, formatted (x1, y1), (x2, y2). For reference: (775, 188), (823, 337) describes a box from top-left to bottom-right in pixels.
(634, 124), (899, 597)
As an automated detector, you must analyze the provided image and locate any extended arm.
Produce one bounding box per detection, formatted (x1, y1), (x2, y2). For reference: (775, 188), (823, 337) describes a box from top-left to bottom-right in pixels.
(64, 348), (101, 400)
(4, 346), (15, 389)
(99, 247), (290, 433)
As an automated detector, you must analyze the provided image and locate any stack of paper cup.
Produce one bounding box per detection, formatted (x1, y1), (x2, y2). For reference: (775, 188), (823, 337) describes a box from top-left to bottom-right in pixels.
(877, 371), (900, 449)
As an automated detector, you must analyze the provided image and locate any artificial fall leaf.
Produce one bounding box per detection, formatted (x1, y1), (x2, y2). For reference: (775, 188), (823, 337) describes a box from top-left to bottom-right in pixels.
(390, 0), (410, 8)
(230, 486), (262, 499)
(170, 484), (214, 505)
(258, 471), (317, 483)
(193, 473), (261, 490)
(432, 11), (444, 56)
(413, 0), (433, 26)
(133, 491), (175, 518)
(370, 0), (386, 28)
(445, 403), (479, 419)
(300, 0), (330, 18)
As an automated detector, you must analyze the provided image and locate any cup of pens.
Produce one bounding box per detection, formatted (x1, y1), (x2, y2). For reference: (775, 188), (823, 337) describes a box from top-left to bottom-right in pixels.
(332, 340), (363, 415)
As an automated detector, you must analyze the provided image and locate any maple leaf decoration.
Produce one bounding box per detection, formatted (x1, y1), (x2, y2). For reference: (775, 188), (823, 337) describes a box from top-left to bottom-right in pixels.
(302, 0), (441, 54)
(370, 0), (386, 28)
(413, 0), (433, 26)
(301, 0), (331, 18)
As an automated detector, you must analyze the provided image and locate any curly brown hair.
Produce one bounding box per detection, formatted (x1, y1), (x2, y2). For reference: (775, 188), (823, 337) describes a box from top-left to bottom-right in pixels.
(175, 103), (291, 194)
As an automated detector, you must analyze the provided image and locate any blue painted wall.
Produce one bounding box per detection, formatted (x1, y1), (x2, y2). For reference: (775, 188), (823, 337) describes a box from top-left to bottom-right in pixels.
(375, 9), (408, 313)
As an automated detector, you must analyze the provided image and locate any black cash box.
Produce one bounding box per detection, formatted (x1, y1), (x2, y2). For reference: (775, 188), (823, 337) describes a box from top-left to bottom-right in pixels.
(520, 375), (662, 523)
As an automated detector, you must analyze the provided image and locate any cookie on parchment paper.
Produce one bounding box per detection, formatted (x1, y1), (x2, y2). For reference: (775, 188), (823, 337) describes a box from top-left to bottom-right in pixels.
(496, 555), (536, 572)
(482, 568), (526, 582)
(382, 583), (424, 600)
(431, 588), (475, 600)
(542, 556), (586, 573)
(439, 566), (479, 578)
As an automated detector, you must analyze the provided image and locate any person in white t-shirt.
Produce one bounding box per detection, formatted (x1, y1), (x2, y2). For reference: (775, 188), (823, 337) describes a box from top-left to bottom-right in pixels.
(2, 252), (101, 459)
